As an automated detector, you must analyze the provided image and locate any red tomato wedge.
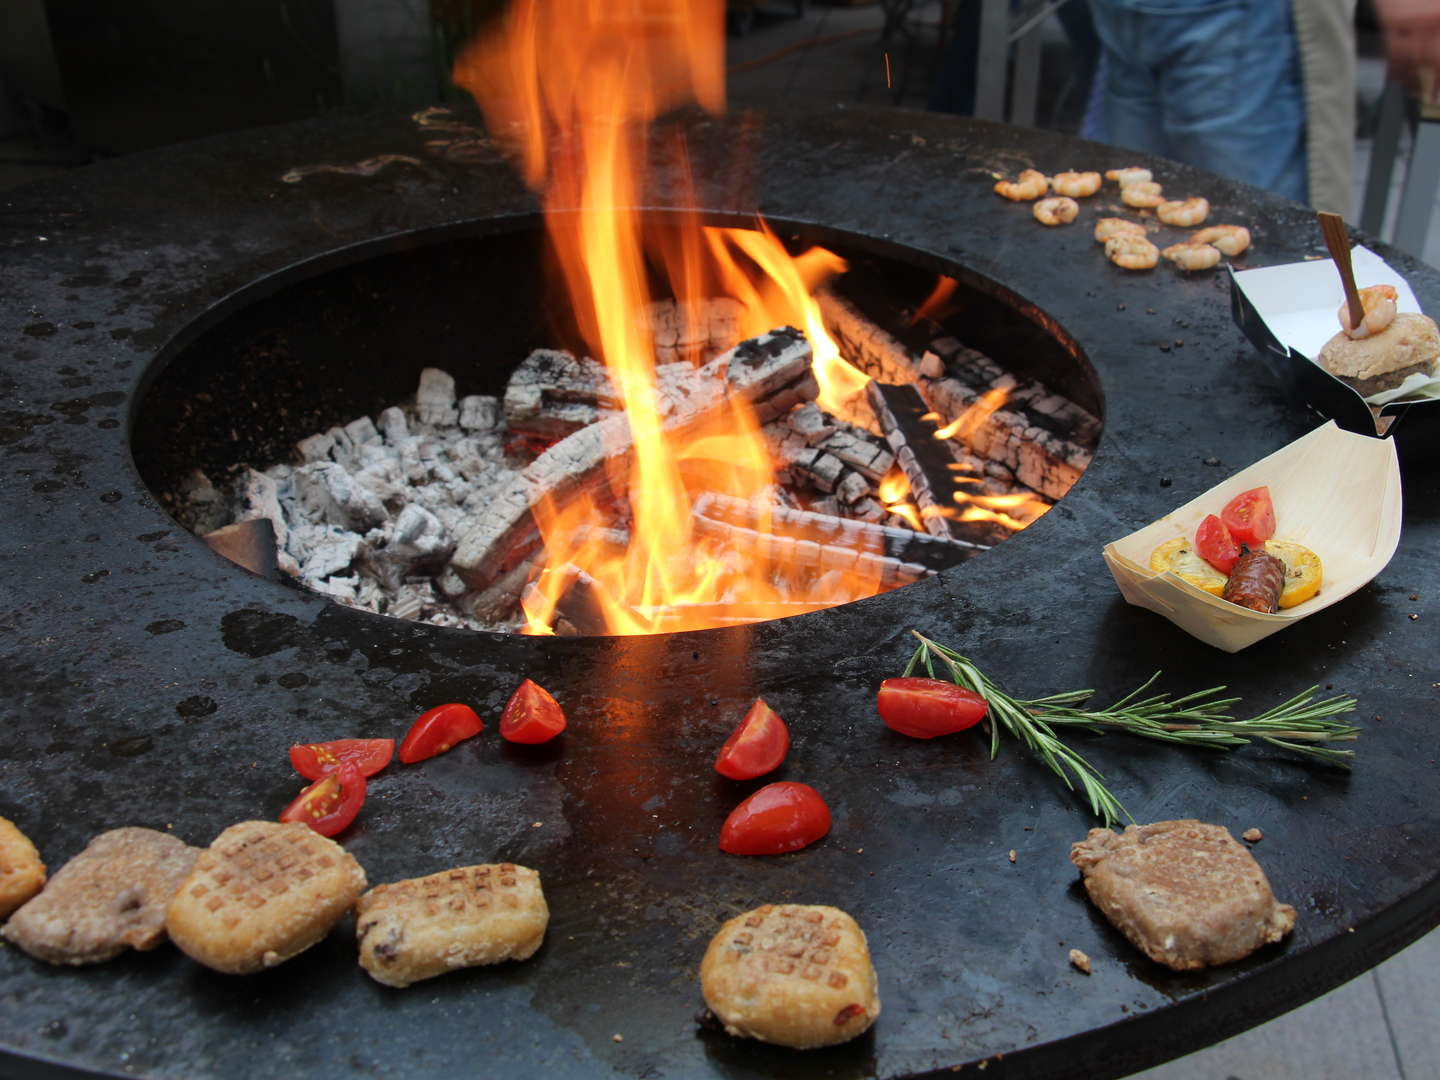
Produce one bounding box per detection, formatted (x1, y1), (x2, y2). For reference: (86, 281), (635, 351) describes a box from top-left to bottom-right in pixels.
(1194, 514), (1241, 574)
(279, 762), (365, 837)
(1221, 486), (1276, 548)
(715, 698), (790, 780)
(719, 781), (831, 855)
(289, 738), (394, 780)
(877, 677), (988, 738)
(398, 703), (484, 763)
(499, 679), (567, 744)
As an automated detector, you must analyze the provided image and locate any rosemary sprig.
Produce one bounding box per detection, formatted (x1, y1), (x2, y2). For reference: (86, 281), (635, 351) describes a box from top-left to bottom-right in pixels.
(904, 634), (1131, 825)
(904, 631), (1360, 826)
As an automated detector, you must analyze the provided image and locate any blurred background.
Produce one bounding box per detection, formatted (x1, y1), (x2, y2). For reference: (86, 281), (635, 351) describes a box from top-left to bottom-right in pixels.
(2, 0), (1432, 267)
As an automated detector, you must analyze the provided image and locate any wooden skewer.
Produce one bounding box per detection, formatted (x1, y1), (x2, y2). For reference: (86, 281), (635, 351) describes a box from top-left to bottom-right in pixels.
(1318, 211), (1364, 334)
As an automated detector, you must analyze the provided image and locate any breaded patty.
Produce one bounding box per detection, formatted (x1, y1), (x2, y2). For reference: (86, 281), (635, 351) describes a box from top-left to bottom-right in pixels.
(0, 816), (46, 920)
(166, 820), (366, 974)
(2, 827), (199, 965)
(700, 903), (880, 1049)
(1071, 819), (1296, 970)
(355, 863), (549, 987)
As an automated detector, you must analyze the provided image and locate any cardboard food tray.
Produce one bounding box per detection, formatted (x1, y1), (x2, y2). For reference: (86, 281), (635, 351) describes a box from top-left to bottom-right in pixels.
(1229, 246), (1440, 456)
(1102, 421), (1402, 652)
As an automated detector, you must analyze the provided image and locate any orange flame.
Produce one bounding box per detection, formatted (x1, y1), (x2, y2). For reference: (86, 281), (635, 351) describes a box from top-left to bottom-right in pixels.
(952, 490), (1052, 531)
(877, 466), (923, 530)
(908, 274), (959, 327)
(935, 387), (1009, 443)
(454, 0), (879, 635)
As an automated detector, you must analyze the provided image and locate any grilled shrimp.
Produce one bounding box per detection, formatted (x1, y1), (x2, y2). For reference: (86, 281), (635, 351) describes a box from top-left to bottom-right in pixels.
(1120, 181), (1165, 208)
(1105, 235), (1160, 270)
(1190, 225), (1251, 256)
(1162, 241), (1221, 271)
(1052, 171), (1102, 198)
(994, 169), (1049, 201)
(1156, 197), (1210, 227)
(1033, 196), (1079, 226)
(1094, 217), (1146, 244)
(1338, 284), (1399, 339)
(1106, 166), (1153, 186)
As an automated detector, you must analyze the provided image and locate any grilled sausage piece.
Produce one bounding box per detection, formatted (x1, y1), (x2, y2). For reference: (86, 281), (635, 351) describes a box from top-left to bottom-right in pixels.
(1223, 547), (1286, 612)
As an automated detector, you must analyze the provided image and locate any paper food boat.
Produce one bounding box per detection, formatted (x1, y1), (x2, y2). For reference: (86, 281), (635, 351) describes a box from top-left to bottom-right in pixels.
(1229, 245), (1440, 454)
(1102, 421), (1402, 652)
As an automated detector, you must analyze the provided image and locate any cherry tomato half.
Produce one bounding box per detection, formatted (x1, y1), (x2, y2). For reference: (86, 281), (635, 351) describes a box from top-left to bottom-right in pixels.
(499, 679), (567, 744)
(1195, 514), (1241, 574)
(719, 781), (831, 856)
(1221, 486), (1276, 548)
(715, 698), (790, 780)
(279, 762), (365, 837)
(398, 703), (484, 763)
(877, 677), (988, 738)
(289, 738), (394, 781)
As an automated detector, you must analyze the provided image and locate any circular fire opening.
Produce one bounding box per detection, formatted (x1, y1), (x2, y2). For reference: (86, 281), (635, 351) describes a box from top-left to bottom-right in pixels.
(131, 213), (1104, 635)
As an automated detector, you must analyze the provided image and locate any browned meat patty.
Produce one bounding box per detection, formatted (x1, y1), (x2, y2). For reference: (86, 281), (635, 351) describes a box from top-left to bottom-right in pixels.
(2, 827), (200, 965)
(1070, 819), (1296, 971)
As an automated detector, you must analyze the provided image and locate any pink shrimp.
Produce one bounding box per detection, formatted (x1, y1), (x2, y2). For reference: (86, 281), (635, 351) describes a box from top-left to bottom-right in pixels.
(1338, 284), (1399, 339)
(994, 169), (1049, 201)
(1162, 242), (1221, 271)
(1033, 196), (1079, 225)
(1190, 225), (1250, 256)
(1052, 171), (1102, 198)
(1105, 235), (1159, 270)
(1156, 197), (1210, 227)
(1094, 217), (1146, 244)
(1120, 181), (1165, 209)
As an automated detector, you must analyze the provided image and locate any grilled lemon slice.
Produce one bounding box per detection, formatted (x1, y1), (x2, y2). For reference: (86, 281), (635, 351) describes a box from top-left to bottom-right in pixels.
(1263, 540), (1323, 609)
(1148, 537), (1228, 595)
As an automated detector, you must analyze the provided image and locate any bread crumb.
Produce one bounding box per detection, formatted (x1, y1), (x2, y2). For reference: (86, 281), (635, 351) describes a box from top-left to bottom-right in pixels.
(1007, 849), (1017, 863)
(1069, 948), (1092, 974)
(1242, 828), (1263, 843)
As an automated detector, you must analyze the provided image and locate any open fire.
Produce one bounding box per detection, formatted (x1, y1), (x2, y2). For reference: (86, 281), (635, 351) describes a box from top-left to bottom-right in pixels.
(168, 1), (1097, 636)
(449, 0), (889, 634)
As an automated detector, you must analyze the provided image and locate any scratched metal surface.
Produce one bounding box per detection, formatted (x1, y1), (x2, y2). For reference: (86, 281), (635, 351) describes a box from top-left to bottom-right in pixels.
(1, 105), (1437, 1080)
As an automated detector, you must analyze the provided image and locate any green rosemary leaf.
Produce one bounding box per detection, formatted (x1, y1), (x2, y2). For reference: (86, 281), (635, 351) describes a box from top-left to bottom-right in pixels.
(902, 629), (1359, 825)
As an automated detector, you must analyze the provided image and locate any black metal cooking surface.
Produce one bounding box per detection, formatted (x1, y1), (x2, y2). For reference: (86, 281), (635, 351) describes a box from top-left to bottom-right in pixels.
(1, 104), (1437, 1080)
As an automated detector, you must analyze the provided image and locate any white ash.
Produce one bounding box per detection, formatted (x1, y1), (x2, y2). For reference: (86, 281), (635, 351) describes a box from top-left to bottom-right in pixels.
(187, 299), (1078, 631)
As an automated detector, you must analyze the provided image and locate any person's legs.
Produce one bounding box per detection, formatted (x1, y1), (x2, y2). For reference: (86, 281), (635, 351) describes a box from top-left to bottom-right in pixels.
(1088, 0), (1307, 202)
(1153, 0), (1307, 201)
(1089, 1), (1167, 154)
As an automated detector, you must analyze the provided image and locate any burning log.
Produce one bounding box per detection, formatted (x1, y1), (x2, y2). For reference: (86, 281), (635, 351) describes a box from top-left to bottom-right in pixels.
(763, 403), (895, 508)
(690, 491), (983, 581)
(922, 338), (1097, 500)
(818, 290), (1096, 501)
(449, 327), (817, 591)
(866, 381), (1010, 545)
(503, 349), (617, 440)
(642, 297), (746, 365)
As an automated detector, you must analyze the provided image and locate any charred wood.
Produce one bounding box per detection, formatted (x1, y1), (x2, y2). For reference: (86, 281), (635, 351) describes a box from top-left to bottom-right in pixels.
(866, 381), (1009, 546)
(819, 290), (1096, 501)
(450, 328), (817, 591)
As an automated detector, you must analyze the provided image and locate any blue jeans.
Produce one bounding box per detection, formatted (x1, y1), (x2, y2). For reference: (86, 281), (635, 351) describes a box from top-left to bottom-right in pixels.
(1086, 0), (1308, 203)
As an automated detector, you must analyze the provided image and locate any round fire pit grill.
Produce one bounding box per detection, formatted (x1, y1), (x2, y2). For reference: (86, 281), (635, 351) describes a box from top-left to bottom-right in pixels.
(2, 105), (1438, 1080)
